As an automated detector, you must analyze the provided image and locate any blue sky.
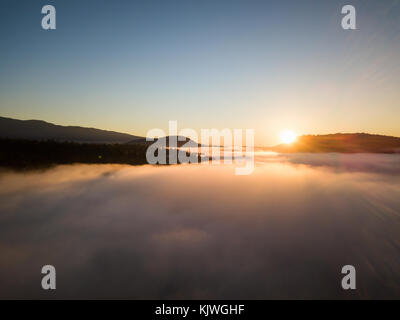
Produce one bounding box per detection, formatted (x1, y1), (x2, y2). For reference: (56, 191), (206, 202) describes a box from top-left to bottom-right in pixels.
(0, 0), (399, 145)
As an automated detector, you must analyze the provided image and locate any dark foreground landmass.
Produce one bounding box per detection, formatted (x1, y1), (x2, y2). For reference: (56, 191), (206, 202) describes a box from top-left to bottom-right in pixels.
(0, 138), (203, 170)
(0, 139), (150, 170)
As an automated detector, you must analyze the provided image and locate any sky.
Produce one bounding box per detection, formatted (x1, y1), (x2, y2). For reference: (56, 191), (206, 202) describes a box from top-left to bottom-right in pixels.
(0, 0), (399, 145)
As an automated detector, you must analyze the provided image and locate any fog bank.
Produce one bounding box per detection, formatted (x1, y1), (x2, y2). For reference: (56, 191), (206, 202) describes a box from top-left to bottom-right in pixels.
(0, 154), (400, 299)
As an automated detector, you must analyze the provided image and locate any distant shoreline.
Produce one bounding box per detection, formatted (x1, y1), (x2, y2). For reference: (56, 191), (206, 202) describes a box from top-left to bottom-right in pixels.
(1, 137), (400, 171)
(0, 139), (149, 170)
(0, 138), (204, 171)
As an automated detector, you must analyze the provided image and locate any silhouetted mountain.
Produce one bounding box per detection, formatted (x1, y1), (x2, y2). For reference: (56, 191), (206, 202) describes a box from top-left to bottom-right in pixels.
(272, 133), (400, 153)
(0, 116), (142, 143)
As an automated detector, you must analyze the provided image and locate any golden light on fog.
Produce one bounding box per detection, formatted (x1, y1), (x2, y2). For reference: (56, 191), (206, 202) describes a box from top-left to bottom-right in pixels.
(280, 130), (297, 144)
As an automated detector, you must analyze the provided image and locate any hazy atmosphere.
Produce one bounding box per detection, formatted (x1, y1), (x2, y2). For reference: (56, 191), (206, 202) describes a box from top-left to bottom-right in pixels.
(0, 0), (400, 144)
(1, 0), (400, 302)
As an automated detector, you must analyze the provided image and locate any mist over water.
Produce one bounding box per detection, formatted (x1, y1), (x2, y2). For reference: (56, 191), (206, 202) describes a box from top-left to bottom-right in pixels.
(1, 153), (400, 299)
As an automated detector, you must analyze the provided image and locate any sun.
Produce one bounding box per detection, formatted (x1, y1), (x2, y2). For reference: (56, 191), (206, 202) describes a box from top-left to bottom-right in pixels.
(280, 130), (297, 144)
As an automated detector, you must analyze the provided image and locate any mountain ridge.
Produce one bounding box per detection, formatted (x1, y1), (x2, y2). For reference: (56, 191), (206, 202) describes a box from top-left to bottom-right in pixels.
(2, 116), (400, 153)
(271, 133), (400, 153)
(0, 116), (143, 144)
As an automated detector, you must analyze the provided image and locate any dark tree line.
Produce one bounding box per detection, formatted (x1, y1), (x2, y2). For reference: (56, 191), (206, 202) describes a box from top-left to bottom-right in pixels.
(0, 139), (150, 170)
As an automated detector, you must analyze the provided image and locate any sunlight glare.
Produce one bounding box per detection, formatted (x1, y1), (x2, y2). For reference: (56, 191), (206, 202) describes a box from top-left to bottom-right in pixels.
(280, 130), (297, 144)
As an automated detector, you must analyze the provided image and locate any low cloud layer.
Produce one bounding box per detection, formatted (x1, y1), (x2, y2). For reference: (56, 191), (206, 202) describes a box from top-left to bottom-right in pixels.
(1, 154), (400, 299)
(281, 153), (400, 175)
